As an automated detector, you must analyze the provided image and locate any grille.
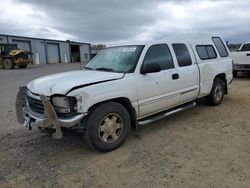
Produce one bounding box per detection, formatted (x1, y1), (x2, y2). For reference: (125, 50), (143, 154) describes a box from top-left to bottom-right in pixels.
(27, 96), (44, 114)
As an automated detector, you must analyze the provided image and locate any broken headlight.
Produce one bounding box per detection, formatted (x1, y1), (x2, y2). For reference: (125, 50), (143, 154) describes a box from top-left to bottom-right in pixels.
(51, 96), (76, 114)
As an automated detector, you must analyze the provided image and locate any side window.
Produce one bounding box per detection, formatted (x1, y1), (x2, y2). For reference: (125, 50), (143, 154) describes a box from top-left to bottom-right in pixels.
(207, 46), (217, 58)
(240, 44), (250, 51)
(143, 44), (174, 70)
(172, 44), (192, 67)
(212, 37), (229, 57)
(196, 45), (217, 60)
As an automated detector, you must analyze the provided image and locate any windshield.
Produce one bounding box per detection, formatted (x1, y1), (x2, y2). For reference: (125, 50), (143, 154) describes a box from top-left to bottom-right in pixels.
(86, 45), (144, 73)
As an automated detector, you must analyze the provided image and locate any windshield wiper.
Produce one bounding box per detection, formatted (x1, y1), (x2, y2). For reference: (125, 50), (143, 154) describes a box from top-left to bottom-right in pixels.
(84, 66), (93, 70)
(95, 67), (114, 72)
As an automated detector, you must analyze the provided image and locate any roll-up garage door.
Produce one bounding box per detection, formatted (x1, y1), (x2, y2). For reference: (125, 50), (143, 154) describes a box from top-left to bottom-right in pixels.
(12, 40), (31, 51)
(47, 43), (60, 64)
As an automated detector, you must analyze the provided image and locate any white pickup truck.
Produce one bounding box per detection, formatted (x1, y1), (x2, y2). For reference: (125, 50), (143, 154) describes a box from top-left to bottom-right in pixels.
(231, 42), (250, 77)
(16, 35), (233, 152)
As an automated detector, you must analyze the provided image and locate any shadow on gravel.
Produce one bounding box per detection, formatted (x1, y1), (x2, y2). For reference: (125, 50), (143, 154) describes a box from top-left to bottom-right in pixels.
(0, 128), (96, 186)
(235, 72), (250, 80)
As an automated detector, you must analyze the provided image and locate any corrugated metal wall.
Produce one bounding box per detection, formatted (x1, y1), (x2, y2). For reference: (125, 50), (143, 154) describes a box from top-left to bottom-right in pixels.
(12, 40), (31, 51)
(0, 34), (91, 65)
(31, 39), (47, 65)
(80, 44), (91, 63)
(0, 36), (8, 43)
(58, 42), (70, 63)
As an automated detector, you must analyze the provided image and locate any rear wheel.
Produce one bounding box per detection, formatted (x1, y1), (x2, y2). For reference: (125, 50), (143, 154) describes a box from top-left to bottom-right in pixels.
(3, 59), (14, 69)
(205, 78), (225, 106)
(83, 102), (131, 152)
(233, 70), (238, 78)
(18, 64), (27, 69)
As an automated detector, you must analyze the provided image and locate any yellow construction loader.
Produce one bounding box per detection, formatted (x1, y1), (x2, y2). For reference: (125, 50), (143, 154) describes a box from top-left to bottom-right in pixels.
(0, 43), (33, 69)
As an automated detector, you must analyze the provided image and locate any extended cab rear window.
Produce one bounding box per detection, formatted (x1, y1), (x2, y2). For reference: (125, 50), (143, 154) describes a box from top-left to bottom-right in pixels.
(172, 43), (192, 67)
(196, 45), (217, 60)
(212, 37), (229, 57)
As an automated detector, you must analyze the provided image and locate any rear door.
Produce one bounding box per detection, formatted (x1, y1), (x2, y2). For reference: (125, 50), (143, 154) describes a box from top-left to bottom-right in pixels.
(170, 43), (199, 104)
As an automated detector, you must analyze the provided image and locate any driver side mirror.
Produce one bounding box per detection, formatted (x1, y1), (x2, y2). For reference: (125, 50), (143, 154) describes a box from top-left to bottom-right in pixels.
(141, 63), (161, 74)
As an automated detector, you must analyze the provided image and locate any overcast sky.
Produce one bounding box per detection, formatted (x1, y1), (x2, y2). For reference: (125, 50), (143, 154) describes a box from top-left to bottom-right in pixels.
(0, 0), (249, 45)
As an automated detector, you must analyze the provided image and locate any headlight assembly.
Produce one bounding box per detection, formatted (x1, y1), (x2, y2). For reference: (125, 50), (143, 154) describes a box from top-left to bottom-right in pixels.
(51, 96), (76, 114)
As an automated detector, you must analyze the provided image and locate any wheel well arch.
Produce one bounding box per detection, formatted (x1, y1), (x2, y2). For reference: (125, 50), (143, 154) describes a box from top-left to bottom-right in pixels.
(88, 97), (138, 130)
(214, 73), (228, 94)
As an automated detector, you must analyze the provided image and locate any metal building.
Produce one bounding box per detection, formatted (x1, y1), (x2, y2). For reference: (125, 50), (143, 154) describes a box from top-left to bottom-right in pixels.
(0, 34), (91, 64)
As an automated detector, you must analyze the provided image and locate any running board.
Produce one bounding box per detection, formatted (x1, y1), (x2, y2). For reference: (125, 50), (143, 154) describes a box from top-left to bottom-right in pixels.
(138, 101), (196, 126)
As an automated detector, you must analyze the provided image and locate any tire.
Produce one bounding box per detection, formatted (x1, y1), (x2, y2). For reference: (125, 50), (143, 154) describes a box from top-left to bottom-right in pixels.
(205, 78), (225, 106)
(3, 59), (14, 69)
(18, 64), (27, 69)
(83, 102), (131, 152)
(233, 70), (238, 78)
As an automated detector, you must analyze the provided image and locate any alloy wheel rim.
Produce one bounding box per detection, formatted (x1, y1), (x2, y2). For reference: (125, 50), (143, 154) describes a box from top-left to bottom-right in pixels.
(215, 84), (223, 101)
(98, 113), (124, 143)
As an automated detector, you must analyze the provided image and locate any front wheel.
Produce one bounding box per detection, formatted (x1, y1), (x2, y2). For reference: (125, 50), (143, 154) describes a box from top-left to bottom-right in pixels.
(83, 102), (131, 152)
(205, 78), (225, 106)
(3, 58), (14, 69)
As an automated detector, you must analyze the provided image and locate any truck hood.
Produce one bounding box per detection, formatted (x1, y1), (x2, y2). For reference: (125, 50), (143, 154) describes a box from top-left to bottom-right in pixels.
(27, 70), (124, 96)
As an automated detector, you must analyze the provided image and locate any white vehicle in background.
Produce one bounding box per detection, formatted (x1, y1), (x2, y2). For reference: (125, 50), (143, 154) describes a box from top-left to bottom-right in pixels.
(16, 35), (233, 152)
(231, 42), (250, 77)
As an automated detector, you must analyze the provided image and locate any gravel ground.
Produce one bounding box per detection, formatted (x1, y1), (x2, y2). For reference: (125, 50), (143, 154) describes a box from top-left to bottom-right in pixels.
(0, 64), (250, 188)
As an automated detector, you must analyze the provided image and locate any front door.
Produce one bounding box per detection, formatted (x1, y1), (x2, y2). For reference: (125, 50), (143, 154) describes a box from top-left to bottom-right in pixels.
(137, 44), (181, 118)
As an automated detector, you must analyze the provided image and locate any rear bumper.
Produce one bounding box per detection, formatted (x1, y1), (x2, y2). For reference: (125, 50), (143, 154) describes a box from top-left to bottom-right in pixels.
(16, 87), (86, 139)
(233, 64), (250, 71)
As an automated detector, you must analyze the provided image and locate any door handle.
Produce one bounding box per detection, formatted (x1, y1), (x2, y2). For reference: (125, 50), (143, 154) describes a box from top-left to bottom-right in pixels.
(172, 73), (179, 80)
(246, 54), (250, 56)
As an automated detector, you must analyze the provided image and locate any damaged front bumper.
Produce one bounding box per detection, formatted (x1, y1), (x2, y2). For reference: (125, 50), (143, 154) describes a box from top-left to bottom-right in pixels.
(15, 87), (86, 139)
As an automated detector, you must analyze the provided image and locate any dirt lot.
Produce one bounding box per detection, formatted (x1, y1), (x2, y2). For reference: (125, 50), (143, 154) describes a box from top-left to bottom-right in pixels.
(0, 64), (250, 188)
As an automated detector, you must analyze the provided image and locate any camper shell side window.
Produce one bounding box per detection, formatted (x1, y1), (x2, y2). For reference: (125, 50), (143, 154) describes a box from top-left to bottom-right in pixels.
(212, 37), (229, 57)
(196, 45), (217, 60)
